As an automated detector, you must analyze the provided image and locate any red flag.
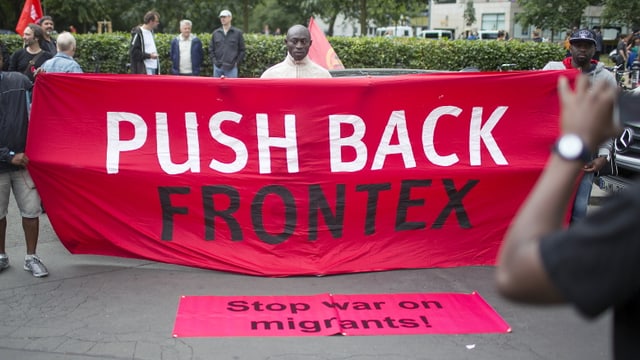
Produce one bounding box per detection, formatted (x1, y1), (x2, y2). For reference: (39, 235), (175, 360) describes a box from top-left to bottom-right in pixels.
(15, 0), (43, 36)
(307, 17), (344, 70)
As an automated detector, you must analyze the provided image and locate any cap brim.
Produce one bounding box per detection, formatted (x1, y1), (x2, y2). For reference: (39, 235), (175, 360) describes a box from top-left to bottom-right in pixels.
(569, 39), (596, 45)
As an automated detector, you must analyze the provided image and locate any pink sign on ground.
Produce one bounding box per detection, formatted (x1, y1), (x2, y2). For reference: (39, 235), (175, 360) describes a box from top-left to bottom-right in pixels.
(173, 292), (511, 337)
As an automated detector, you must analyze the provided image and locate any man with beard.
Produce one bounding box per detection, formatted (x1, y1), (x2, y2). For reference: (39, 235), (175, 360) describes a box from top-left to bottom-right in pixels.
(38, 16), (56, 54)
(260, 24), (331, 78)
(9, 24), (53, 82)
(542, 29), (616, 223)
(129, 11), (160, 75)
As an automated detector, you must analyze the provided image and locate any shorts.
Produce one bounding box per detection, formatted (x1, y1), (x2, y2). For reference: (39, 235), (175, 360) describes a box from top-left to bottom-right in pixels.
(0, 169), (42, 219)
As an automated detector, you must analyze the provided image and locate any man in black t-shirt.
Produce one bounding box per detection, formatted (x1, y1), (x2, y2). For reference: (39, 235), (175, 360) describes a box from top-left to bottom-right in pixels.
(9, 24), (52, 82)
(496, 75), (639, 360)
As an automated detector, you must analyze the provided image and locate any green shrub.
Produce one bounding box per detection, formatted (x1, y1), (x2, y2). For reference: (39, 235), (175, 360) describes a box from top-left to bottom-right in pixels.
(1, 33), (565, 76)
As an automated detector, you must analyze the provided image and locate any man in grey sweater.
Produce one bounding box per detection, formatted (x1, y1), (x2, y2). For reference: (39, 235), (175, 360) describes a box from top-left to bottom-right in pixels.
(543, 28), (617, 223)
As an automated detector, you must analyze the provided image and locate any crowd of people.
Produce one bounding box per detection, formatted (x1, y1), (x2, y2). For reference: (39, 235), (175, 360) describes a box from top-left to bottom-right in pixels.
(128, 9), (328, 79)
(0, 9), (329, 80)
(612, 30), (640, 70)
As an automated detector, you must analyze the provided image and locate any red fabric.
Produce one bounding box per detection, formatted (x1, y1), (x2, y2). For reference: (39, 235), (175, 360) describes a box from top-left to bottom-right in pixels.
(15, 0), (43, 35)
(562, 56), (599, 69)
(172, 292), (511, 337)
(307, 17), (345, 70)
(27, 71), (574, 276)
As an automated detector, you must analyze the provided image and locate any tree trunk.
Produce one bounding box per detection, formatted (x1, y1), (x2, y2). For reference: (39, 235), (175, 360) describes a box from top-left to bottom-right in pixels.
(327, 13), (338, 36)
(359, 0), (367, 37)
(243, 0), (250, 33)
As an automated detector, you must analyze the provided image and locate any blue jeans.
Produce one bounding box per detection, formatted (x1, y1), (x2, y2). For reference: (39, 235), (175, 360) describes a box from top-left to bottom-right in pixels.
(571, 172), (594, 223)
(213, 65), (238, 78)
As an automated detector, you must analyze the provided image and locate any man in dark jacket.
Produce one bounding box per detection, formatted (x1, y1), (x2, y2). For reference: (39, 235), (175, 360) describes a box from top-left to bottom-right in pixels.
(209, 9), (245, 78)
(0, 51), (48, 277)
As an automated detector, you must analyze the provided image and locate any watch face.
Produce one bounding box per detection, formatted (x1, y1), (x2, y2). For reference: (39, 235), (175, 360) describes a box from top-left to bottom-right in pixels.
(558, 134), (583, 159)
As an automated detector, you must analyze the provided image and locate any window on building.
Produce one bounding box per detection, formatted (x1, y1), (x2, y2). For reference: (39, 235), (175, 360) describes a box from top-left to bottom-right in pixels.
(512, 15), (529, 37)
(584, 16), (601, 30)
(434, 0), (456, 3)
(481, 13), (505, 31)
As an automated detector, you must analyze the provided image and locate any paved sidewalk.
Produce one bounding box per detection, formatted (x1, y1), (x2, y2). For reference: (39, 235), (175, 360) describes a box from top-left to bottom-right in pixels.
(1, 197), (611, 360)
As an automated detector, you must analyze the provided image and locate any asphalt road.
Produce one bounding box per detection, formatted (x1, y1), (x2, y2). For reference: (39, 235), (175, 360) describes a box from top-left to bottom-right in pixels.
(0, 190), (612, 360)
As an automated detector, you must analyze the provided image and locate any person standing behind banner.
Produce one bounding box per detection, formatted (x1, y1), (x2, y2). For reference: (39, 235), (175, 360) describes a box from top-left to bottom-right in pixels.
(542, 28), (616, 223)
(0, 50), (49, 278)
(40, 32), (83, 73)
(38, 16), (57, 55)
(9, 24), (53, 83)
(532, 29), (543, 42)
(260, 24), (331, 79)
(210, 10), (245, 78)
(169, 19), (203, 76)
(129, 11), (160, 75)
(593, 26), (604, 61)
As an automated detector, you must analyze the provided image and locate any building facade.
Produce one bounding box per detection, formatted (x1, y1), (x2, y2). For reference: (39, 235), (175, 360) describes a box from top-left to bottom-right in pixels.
(429, 0), (624, 43)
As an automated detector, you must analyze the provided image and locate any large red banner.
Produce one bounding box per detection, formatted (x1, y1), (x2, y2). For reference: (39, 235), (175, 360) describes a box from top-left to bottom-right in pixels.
(173, 292), (511, 337)
(28, 71), (570, 276)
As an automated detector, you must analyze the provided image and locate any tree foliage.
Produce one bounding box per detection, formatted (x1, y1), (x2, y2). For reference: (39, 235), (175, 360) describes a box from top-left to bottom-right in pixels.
(0, 0), (27, 31)
(464, 1), (476, 28)
(274, 0), (425, 36)
(515, 0), (600, 40)
(0, 0), (635, 37)
(600, 0), (640, 30)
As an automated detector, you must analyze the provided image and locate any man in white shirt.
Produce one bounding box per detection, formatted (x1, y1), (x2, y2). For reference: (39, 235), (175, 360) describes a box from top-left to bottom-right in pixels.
(129, 11), (160, 75)
(169, 19), (203, 76)
(260, 24), (331, 79)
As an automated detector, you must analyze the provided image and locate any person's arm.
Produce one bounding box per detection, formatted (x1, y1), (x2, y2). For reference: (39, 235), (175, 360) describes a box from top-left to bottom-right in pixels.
(193, 38), (203, 75)
(495, 75), (620, 303)
(584, 140), (612, 173)
(130, 30), (147, 62)
(236, 32), (246, 65)
(209, 31), (216, 62)
(0, 147), (15, 162)
(8, 51), (19, 71)
(169, 38), (178, 75)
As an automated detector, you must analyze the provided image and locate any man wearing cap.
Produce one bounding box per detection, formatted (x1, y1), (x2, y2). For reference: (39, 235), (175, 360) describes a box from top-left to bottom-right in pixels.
(209, 9), (245, 78)
(543, 28), (617, 223)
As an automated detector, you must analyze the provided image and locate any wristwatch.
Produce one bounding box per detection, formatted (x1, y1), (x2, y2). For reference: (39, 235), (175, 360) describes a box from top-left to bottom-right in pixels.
(553, 134), (591, 163)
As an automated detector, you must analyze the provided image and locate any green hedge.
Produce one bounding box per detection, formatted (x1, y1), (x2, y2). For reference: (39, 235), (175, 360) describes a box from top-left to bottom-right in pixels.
(1, 33), (565, 76)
